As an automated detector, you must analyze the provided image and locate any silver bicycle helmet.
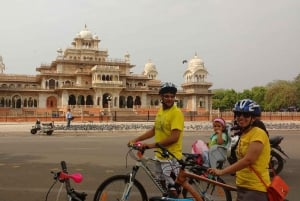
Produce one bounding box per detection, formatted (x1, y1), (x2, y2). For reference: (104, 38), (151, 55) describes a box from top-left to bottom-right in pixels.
(159, 82), (177, 95)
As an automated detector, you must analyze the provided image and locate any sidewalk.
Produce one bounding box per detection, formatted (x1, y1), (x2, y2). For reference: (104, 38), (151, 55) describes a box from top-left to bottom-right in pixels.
(0, 120), (300, 134)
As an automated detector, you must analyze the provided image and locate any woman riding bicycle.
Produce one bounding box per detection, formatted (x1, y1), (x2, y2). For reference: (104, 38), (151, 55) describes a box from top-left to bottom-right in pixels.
(208, 99), (271, 201)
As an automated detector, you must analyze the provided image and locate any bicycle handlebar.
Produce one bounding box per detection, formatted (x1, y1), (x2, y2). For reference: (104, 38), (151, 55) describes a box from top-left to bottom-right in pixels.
(61, 161), (67, 172)
(58, 161), (87, 201)
(128, 142), (188, 168)
(128, 142), (210, 177)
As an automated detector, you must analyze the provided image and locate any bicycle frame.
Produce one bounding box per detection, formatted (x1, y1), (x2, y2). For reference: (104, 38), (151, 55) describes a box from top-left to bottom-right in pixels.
(153, 142), (237, 201)
(176, 168), (237, 201)
(96, 144), (236, 201)
(128, 151), (169, 196)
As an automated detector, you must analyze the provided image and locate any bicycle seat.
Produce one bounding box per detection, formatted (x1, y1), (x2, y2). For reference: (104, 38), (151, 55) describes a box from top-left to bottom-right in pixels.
(183, 153), (199, 159)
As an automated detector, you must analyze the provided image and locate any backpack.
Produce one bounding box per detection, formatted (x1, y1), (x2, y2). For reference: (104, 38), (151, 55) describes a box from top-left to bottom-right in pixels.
(191, 140), (209, 167)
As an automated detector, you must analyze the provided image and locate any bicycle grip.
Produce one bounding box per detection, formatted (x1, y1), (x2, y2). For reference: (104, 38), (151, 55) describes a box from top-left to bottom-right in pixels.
(61, 161), (68, 172)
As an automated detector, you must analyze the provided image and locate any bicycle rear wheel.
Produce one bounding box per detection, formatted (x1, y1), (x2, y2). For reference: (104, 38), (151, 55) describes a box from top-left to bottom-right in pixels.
(182, 177), (232, 201)
(93, 174), (148, 201)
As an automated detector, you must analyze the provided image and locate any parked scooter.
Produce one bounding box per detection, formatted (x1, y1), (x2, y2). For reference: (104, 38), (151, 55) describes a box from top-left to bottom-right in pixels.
(30, 119), (54, 136)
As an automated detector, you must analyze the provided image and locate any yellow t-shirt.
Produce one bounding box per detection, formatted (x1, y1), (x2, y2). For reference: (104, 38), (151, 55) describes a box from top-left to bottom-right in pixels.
(154, 105), (184, 159)
(236, 127), (271, 192)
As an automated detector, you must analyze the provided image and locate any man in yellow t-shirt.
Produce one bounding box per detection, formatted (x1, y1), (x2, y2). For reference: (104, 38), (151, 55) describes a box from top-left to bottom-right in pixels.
(130, 82), (184, 197)
(208, 99), (271, 201)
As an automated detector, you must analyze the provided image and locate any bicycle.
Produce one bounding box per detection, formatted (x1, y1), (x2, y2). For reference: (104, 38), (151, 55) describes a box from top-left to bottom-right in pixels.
(181, 153), (232, 201)
(93, 143), (236, 201)
(46, 161), (87, 201)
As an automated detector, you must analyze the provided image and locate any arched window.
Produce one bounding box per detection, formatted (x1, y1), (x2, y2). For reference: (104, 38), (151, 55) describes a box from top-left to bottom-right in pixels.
(86, 95), (93, 105)
(34, 99), (38, 107)
(12, 95), (21, 108)
(134, 96), (141, 106)
(24, 98), (27, 107)
(77, 95), (85, 105)
(0, 97), (5, 107)
(68, 95), (76, 105)
(127, 96), (133, 108)
(119, 96), (126, 108)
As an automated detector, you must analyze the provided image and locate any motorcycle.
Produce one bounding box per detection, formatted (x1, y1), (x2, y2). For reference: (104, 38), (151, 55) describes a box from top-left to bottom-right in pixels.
(30, 120), (54, 136)
(269, 135), (289, 175)
(228, 133), (289, 176)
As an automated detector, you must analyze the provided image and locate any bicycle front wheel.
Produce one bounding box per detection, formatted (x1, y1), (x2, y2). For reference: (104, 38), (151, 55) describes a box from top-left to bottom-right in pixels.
(93, 175), (148, 201)
(182, 177), (232, 201)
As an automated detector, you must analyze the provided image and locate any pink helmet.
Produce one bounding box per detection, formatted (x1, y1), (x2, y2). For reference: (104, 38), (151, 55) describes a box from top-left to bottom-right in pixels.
(213, 117), (225, 127)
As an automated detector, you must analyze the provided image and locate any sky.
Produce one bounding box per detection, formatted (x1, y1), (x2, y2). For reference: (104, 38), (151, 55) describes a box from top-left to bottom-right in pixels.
(0, 0), (299, 91)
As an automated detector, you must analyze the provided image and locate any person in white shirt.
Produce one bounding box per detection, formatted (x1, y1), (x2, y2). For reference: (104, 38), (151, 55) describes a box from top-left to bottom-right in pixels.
(66, 109), (73, 128)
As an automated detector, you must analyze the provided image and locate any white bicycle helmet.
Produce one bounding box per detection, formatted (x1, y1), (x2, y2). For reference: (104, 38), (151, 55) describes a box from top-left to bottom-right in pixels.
(159, 82), (177, 95)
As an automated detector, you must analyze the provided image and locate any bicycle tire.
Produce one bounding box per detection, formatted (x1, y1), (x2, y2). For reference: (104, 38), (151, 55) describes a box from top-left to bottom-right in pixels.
(182, 176), (232, 201)
(93, 174), (148, 201)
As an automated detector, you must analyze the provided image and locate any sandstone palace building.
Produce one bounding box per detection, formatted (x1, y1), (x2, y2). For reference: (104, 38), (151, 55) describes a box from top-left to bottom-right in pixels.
(0, 26), (213, 121)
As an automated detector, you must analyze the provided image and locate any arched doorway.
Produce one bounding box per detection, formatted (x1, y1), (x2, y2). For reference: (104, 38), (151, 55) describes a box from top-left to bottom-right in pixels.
(119, 96), (126, 108)
(77, 95), (85, 105)
(86, 95), (93, 105)
(102, 93), (112, 108)
(134, 96), (141, 107)
(68, 95), (76, 105)
(127, 96), (133, 108)
(12, 95), (21, 108)
(47, 96), (57, 108)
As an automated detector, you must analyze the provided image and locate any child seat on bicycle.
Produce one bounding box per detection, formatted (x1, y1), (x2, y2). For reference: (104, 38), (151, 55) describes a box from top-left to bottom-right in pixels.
(191, 118), (231, 168)
(209, 118), (231, 168)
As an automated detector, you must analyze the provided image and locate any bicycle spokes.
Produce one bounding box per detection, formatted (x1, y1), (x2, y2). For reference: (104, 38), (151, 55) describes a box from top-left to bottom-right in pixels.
(99, 191), (107, 201)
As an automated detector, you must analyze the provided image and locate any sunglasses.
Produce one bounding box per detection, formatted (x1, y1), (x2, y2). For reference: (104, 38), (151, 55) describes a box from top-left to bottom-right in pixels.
(234, 112), (252, 118)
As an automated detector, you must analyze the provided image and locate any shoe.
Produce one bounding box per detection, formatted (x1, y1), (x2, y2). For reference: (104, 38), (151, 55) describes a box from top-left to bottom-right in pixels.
(167, 189), (178, 198)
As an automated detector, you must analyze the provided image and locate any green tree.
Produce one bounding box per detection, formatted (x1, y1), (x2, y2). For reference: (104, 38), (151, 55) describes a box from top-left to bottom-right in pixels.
(264, 80), (297, 111)
(212, 89), (227, 111)
(211, 73), (299, 112)
(239, 89), (253, 100)
(251, 86), (267, 110)
(293, 73), (300, 107)
(212, 89), (237, 111)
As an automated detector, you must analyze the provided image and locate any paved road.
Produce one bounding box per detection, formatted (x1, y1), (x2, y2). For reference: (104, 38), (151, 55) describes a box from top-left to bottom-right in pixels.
(0, 129), (298, 201)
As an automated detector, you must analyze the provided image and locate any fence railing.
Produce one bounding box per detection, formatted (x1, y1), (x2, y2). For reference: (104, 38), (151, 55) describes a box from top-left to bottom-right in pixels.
(0, 110), (299, 123)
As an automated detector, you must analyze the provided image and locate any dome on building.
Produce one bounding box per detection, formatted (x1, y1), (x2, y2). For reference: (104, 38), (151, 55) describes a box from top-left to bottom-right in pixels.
(183, 53), (208, 84)
(186, 53), (205, 73)
(143, 59), (158, 79)
(78, 25), (93, 39)
(143, 59), (157, 74)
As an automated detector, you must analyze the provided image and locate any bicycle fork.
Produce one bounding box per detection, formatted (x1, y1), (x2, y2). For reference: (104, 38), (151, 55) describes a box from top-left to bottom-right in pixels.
(121, 166), (139, 201)
(122, 174), (135, 200)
